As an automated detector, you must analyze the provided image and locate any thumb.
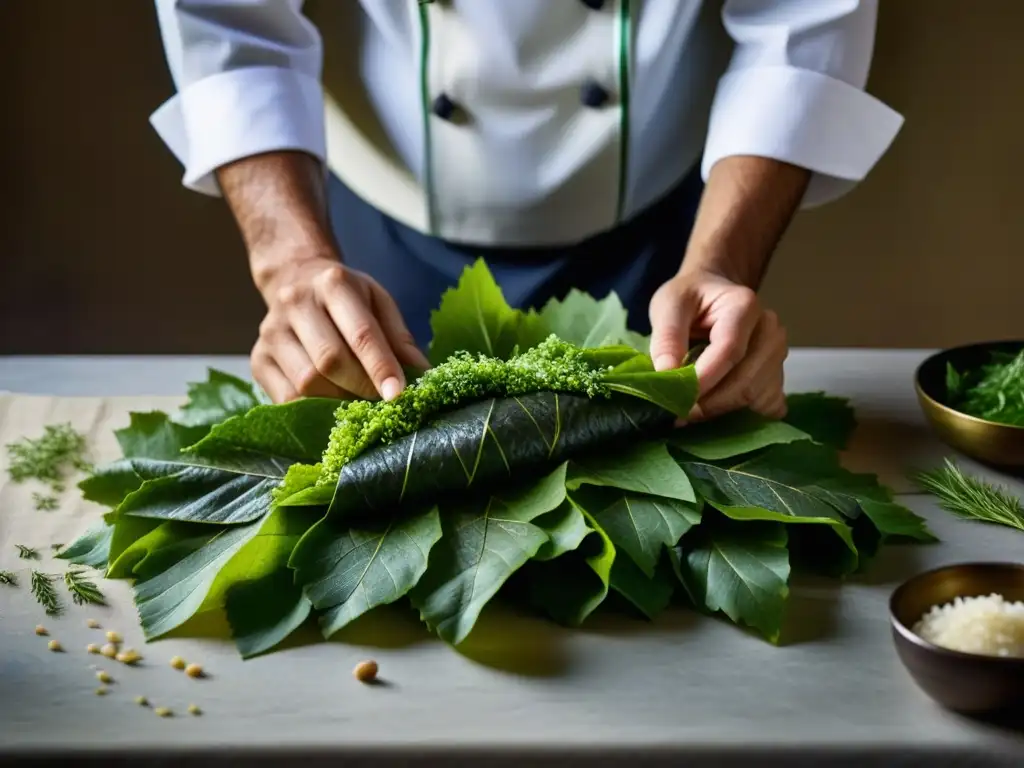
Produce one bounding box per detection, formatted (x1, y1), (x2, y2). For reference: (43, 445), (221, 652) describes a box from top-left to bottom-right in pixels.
(648, 281), (695, 372)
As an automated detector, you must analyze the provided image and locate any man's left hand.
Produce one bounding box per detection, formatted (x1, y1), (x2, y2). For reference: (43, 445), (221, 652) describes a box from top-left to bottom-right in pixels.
(648, 265), (789, 422)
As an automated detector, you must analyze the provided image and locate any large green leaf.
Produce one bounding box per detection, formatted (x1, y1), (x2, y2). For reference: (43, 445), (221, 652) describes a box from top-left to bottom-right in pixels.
(567, 440), (695, 502)
(609, 552), (676, 620)
(133, 522), (262, 639)
(327, 391), (674, 518)
(783, 392), (857, 449)
(679, 446), (857, 553)
(603, 368), (699, 419)
(527, 503), (616, 626)
(672, 410), (812, 461)
(104, 400), (336, 526)
(205, 507), (316, 658)
(57, 521), (114, 568)
(673, 517), (791, 642)
(539, 289), (629, 349)
(410, 464), (568, 644)
(571, 486), (700, 578)
(428, 258), (548, 363)
(290, 506), (443, 636)
(107, 520), (214, 579)
(174, 369), (262, 429)
(532, 501), (591, 561)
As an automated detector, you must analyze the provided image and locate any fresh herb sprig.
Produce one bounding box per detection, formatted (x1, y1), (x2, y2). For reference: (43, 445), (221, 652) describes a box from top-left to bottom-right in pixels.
(64, 568), (106, 606)
(915, 459), (1024, 532)
(30, 571), (63, 616)
(946, 349), (1024, 426)
(0, 570), (17, 586)
(5, 422), (91, 496)
(15, 544), (39, 560)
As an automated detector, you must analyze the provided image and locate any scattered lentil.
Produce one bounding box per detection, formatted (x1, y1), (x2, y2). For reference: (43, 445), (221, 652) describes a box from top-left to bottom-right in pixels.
(184, 663), (204, 679)
(86, 643), (100, 654)
(100, 644), (118, 658)
(47, 639), (62, 652)
(96, 670), (113, 684)
(116, 648), (142, 665)
(135, 696), (149, 707)
(34, 625), (48, 636)
(170, 656), (186, 670)
(105, 630), (122, 644)
(187, 704), (202, 716)
(86, 618), (101, 629)
(154, 707), (172, 718)
(95, 687), (108, 696)
(353, 660), (378, 683)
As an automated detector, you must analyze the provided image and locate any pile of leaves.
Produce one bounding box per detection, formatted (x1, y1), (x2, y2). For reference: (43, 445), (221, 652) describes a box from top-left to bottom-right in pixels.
(60, 260), (936, 659)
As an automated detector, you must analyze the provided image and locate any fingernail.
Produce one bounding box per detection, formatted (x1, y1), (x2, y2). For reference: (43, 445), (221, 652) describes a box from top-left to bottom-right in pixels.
(654, 355), (677, 372)
(381, 377), (402, 402)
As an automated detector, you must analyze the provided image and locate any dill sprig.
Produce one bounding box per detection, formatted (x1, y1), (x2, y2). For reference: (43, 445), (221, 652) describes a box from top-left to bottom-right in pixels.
(15, 544), (39, 560)
(5, 422), (91, 491)
(30, 571), (64, 616)
(32, 493), (59, 511)
(0, 570), (17, 586)
(947, 350), (1024, 427)
(914, 459), (1024, 531)
(64, 568), (106, 606)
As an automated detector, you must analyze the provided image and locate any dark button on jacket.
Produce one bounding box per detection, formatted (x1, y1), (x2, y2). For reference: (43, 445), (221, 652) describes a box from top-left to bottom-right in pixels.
(580, 79), (610, 109)
(432, 93), (458, 121)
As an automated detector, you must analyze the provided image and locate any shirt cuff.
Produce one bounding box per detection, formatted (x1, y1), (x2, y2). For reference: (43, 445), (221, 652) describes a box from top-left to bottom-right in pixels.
(700, 65), (905, 208)
(149, 66), (326, 196)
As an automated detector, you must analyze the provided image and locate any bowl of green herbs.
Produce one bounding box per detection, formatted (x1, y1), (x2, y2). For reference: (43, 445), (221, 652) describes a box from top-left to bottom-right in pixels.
(915, 341), (1024, 467)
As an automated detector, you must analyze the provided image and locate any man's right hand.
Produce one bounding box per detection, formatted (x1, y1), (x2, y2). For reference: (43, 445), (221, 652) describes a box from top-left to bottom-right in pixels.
(252, 256), (430, 403)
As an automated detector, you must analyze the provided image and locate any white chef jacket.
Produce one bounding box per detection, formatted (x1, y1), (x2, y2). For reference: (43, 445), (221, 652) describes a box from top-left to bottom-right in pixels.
(151, 0), (903, 247)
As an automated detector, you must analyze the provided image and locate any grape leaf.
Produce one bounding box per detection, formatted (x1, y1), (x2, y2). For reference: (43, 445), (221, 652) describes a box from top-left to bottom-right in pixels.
(609, 552), (676, 620)
(201, 506), (316, 658)
(328, 392), (675, 519)
(679, 448), (857, 554)
(107, 520), (212, 579)
(290, 506), (443, 636)
(603, 367), (699, 419)
(571, 486), (700, 578)
(410, 464), (568, 644)
(539, 289), (629, 349)
(858, 499), (938, 543)
(174, 369), (261, 429)
(133, 522), (262, 639)
(673, 517), (791, 642)
(672, 410), (812, 461)
(532, 501), (590, 561)
(567, 440), (695, 502)
(783, 392), (856, 449)
(428, 258), (548, 364)
(528, 503), (616, 626)
(57, 521), (114, 568)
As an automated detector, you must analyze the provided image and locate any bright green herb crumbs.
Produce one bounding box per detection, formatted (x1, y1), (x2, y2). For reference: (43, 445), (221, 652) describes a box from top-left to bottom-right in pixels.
(946, 349), (1024, 426)
(0, 571), (17, 586)
(6, 423), (91, 491)
(319, 335), (611, 483)
(30, 570), (63, 616)
(15, 545), (39, 560)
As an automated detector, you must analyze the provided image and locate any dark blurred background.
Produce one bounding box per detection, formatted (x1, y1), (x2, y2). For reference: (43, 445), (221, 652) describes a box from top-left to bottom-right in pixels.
(1, 1), (1022, 355)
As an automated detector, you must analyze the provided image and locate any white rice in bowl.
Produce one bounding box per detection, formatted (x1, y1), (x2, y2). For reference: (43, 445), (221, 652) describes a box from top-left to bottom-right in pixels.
(912, 593), (1024, 658)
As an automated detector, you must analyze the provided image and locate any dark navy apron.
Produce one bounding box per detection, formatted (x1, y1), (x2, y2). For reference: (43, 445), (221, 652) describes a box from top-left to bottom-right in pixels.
(326, 166), (704, 348)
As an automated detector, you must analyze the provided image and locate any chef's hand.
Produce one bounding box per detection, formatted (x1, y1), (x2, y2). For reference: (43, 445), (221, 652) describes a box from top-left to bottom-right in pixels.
(648, 265), (788, 422)
(252, 256), (430, 403)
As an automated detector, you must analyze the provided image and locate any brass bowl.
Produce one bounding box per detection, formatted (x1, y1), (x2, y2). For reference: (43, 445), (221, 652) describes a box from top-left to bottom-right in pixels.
(890, 562), (1024, 713)
(914, 340), (1024, 467)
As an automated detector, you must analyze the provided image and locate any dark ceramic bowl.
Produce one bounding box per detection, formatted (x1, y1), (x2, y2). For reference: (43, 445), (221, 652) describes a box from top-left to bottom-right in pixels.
(890, 562), (1024, 713)
(915, 341), (1024, 467)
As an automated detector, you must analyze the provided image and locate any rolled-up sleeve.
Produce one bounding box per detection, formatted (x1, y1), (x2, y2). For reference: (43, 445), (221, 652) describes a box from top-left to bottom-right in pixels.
(150, 0), (326, 196)
(700, 0), (904, 207)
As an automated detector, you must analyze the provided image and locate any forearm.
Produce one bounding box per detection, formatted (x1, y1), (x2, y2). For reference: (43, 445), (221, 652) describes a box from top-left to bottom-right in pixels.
(681, 156), (810, 289)
(216, 151), (336, 297)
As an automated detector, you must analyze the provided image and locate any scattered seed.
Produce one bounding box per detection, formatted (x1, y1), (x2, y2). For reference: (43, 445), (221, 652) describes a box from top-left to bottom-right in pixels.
(34, 625), (48, 636)
(170, 656), (186, 670)
(47, 639), (62, 652)
(100, 644), (118, 658)
(86, 618), (101, 629)
(154, 707), (172, 718)
(95, 686), (108, 696)
(96, 670), (113, 684)
(86, 643), (100, 654)
(353, 659), (378, 683)
(116, 648), (142, 665)
(187, 703), (201, 716)
(184, 663), (204, 679)
(105, 630), (122, 644)
(135, 696), (149, 707)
